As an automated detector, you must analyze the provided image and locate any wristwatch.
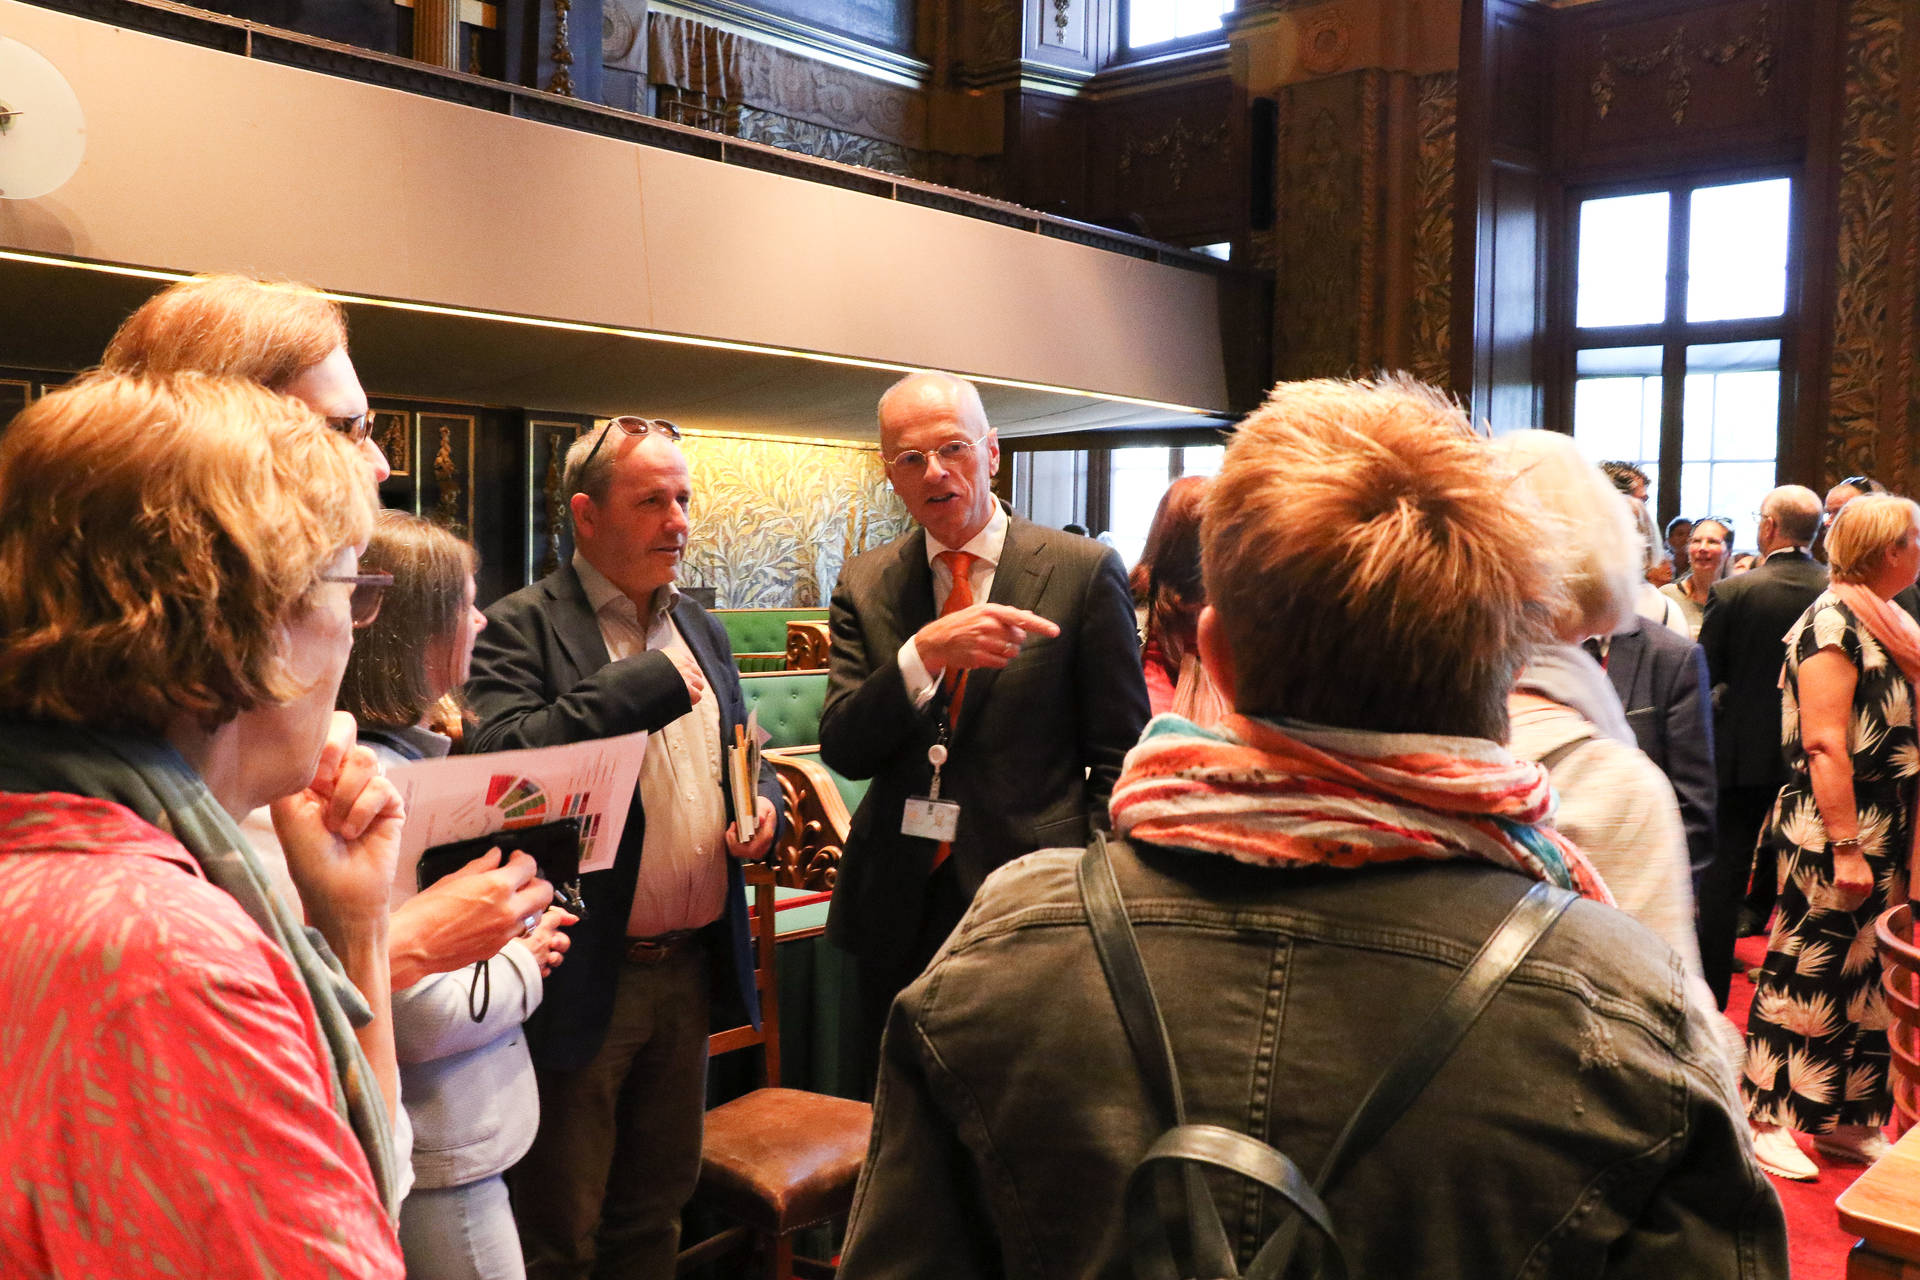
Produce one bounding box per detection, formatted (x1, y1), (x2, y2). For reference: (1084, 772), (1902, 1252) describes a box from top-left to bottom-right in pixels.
(1831, 836), (1865, 854)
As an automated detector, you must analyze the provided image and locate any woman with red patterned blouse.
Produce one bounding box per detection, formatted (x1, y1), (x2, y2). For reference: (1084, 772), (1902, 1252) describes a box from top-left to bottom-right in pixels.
(0, 373), (406, 1276)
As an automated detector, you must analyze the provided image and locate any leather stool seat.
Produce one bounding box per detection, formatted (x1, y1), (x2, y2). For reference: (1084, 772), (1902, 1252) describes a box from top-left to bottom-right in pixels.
(697, 1087), (873, 1232)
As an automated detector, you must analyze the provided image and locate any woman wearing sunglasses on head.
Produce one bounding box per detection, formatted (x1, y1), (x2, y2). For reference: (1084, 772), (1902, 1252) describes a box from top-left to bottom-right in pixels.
(337, 510), (577, 1280)
(0, 373), (407, 1276)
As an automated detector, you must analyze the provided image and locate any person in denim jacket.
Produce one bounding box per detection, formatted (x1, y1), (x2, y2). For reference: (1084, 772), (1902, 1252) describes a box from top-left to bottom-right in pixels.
(838, 377), (1788, 1280)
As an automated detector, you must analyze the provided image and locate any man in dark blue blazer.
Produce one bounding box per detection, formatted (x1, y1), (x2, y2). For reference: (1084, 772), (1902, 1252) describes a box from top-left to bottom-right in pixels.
(1697, 485), (1826, 1008)
(1597, 615), (1717, 947)
(465, 418), (783, 1280)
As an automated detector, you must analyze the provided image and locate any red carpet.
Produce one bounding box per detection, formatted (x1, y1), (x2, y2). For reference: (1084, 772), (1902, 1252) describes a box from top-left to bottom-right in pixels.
(1727, 933), (1870, 1279)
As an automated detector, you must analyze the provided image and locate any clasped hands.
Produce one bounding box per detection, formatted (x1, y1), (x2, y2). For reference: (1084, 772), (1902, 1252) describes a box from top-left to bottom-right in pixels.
(916, 604), (1060, 676)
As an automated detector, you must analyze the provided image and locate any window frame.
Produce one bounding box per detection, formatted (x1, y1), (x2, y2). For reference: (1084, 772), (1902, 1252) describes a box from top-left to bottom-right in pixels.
(1113, 0), (1233, 63)
(1562, 162), (1801, 529)
(1006, 436), (1229, 544)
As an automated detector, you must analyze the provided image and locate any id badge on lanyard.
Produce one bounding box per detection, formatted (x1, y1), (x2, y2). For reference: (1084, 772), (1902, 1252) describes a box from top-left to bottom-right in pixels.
(902, 699), (962, 842)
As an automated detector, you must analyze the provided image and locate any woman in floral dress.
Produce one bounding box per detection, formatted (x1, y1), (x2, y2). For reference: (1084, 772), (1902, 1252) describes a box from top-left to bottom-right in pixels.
(1744, 494), (1920, 1179)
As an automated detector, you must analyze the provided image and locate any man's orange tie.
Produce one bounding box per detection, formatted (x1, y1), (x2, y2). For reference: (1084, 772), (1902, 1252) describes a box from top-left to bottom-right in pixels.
(930, 550), (977, 871)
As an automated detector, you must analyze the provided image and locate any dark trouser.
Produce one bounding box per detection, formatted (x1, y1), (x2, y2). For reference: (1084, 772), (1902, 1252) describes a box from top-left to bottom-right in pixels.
(1700, 783), (1777, 1008)
(511, 943), (710, 1280)
(850, 859), (967, 1099)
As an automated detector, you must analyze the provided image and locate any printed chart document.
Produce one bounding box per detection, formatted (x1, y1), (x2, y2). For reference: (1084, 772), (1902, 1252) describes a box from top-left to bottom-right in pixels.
(381, 731), (647, 901)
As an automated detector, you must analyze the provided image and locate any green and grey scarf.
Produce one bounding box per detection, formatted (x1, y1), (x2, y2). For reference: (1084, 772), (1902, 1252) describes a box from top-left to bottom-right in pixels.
(0, 720), (401, 1215)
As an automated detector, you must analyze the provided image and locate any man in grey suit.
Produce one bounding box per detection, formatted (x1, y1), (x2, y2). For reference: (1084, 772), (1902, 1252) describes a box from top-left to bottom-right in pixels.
(820, 372), (1150, 1083)
(1697, 484), (1826, 1007)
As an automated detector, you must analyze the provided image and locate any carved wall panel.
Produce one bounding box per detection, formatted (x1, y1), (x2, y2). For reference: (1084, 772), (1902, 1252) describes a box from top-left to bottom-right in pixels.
(736, 105), (925, 176)
(1090, 78), (1235, 241)
(956, 0), (1026, 82)
(1030, 0), (1096, 69)
(1272, 70), (1384, 379)
(527, 418), (585, 582)
(648, 12), (927, 149)
(1557, 0), (1810, 174)
(1824, 0), (1920, 490)
(1408, 71), (1458, 391)
(420, 413), (478, 538)
(676, 433), (912, 607)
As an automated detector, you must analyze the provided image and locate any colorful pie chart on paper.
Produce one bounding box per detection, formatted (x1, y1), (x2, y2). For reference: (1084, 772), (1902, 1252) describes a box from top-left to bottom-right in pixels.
(486, 774), (550, 829)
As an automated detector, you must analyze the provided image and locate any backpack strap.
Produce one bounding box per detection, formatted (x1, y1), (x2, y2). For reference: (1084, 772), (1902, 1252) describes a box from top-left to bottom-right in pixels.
(1245, 876), (1574, 1276)
(1080, 833), (1577, 1280)
(1081, 831), (1242, 1278)
(1129, 1125), (1346, 1280)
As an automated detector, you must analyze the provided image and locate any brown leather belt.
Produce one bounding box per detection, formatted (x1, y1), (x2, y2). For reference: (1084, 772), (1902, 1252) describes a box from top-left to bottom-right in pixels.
(624, 928), (701, 966)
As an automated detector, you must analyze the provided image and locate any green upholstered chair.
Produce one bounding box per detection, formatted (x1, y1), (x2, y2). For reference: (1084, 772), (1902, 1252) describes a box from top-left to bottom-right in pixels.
(714, 608), (830, 671)
(738, 671), (829, 751)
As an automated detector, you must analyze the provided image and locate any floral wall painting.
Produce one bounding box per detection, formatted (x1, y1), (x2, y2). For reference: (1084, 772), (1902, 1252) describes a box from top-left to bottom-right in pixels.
(678, 432), (913, 608)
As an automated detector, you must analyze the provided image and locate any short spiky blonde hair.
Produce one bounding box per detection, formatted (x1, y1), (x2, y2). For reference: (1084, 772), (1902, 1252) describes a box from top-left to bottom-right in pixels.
(1203, 377), (1562, 741)
(0, 372), (375, 734)
(102, 273), (347, 391)
(1827, 493), (1920, 584)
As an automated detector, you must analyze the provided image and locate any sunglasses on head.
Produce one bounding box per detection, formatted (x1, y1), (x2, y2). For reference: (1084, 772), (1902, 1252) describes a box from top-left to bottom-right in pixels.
(320, 571), (394, 628)
(577, 415), (683, 477)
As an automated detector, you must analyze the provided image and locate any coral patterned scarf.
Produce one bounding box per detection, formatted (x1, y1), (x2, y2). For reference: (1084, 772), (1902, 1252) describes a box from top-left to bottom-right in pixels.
(1109, 713), (1614, 903)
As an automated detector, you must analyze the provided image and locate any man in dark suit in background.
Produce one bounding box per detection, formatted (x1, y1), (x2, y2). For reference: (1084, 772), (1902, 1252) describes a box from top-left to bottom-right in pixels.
(820, 372), (1150, 1084)
(1697, 484), (1825, 1007)
(465, 416), (782, 1280)
(1596, 614), (1717, 957)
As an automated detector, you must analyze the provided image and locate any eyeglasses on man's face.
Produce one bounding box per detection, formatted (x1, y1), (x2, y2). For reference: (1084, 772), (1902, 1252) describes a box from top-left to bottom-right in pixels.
(327, 410), (375, 445)
(320, 571), (394, 628)
(883, 430), (990, 475)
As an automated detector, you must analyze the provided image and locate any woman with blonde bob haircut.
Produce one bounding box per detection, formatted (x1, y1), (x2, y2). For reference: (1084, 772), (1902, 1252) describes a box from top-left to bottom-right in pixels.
(1743, 492), (1920, 1179)
(0, 372), (407, 1276)
(1494, 430), (1706, 975)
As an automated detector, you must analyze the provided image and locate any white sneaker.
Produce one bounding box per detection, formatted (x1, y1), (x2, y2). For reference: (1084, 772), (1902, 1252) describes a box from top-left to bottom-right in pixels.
(1751, 1124), (1820, 1180)
(1813, 1124), (1891, 1166)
